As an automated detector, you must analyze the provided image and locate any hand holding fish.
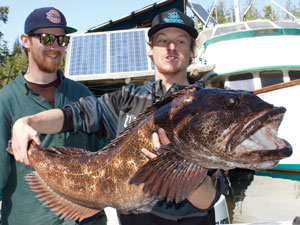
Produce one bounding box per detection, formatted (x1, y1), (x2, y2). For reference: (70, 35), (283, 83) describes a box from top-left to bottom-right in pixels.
(10, 109), (64, 165)
(141, 128), (170, 158)
(143, 127), (217, 210)
(11, 116), (41, 166)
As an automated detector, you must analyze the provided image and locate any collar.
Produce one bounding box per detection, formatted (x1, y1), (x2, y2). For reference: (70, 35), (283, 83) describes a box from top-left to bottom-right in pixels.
(18, 70), (65, 93)
(145, 78), (197, 103)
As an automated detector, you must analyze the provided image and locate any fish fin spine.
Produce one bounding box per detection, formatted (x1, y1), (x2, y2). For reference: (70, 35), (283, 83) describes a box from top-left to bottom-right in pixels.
(26, 171), (101, 221)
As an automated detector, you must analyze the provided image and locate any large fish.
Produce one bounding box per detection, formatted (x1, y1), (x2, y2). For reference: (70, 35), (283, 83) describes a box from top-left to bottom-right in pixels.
(7, 86), (292, 221)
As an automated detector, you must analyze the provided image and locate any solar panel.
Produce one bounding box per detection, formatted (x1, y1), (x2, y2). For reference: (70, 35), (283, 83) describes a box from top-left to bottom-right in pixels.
(188, 2), (217, 25)
(68, 33), (107, 76)
(65, 28), (154, 82)
(110, 30), (149, 73)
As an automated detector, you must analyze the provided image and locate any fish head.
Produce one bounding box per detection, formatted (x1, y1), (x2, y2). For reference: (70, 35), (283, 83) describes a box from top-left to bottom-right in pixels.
(171, 88), (292, 170)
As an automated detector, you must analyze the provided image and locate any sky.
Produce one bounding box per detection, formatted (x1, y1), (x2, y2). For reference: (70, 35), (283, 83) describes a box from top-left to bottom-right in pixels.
(0, 0), (299, 52)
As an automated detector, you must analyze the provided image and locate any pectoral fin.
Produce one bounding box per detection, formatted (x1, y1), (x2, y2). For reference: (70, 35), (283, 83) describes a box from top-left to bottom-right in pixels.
(26, 171), (101, 221)
(130, 147), (207, 203)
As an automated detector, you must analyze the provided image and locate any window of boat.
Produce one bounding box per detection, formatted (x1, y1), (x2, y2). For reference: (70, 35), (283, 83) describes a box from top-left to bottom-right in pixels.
(259, 71), (283, 87)
(214, 24), (246, 36)
(228, 73), (254, 91)
(288, 70), (300, 81)
(273, 21), (300, 29)
(247, 21), (274, 29)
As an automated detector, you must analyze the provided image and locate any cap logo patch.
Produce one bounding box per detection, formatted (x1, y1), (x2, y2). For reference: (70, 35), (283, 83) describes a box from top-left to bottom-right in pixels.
(46, 10), (61, 24)
(164, 12), (184, 24)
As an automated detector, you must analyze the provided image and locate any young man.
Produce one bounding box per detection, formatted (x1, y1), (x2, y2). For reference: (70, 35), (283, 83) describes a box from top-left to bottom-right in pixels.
(11, 9), (223, 225)
(0, 7), (106, 225)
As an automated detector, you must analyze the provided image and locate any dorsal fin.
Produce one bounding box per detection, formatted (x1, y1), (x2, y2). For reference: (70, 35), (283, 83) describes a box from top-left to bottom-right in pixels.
(100, 85), (200, 152)
(49, 146), (92, 156)
(129, 144), (207, 203)
(26, 171), (101, 221)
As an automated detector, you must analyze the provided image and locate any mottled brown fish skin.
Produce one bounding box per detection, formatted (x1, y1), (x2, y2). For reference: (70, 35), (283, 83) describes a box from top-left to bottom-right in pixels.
(16, 86), (292, 220)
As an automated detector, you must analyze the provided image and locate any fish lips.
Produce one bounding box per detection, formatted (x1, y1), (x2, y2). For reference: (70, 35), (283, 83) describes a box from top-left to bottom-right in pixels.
(227, 106), (293, 162)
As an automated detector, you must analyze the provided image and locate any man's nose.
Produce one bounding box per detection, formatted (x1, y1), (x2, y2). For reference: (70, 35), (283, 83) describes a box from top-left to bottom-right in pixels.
(167, 41), (176, 50)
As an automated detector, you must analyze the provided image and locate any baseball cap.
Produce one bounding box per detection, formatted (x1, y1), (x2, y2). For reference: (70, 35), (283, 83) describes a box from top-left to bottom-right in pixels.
(148, 8), (198, 39)
(24, 7), (77, 34)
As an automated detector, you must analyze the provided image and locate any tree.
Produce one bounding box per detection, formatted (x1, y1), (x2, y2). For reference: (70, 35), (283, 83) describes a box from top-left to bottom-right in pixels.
(0, 6), (8, 23)
(210, 1), (230, 24)
(0, 38), (27, 88)
(291, 2), (300, 18)
(263, 5), (274, 20)
(0, 6), (9, 65)
(284, 0), (294, 19)
(242, 0), (260, 21)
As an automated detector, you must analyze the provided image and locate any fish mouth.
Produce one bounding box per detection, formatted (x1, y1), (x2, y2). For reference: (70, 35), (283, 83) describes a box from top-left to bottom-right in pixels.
(228, 107), (292, 163)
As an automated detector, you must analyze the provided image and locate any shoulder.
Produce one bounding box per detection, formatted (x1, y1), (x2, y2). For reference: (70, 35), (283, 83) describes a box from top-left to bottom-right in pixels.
(62, 77), (92, 95)
(63, 77), (88, 89)
(104, 83), (149, 100)
(0, 78), (20, 102)
(122, 82), (152, 97)
(58, 70), (90, 91)
(188, 76), (205, 88)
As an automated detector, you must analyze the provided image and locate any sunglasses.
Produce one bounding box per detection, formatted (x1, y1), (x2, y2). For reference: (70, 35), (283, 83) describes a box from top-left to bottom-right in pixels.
(28, 33), (70, 47)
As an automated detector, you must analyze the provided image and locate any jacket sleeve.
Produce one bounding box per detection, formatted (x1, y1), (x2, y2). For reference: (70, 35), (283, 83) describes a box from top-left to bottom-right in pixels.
(61, 89), (124, 139)
(0, 101), (13, 199)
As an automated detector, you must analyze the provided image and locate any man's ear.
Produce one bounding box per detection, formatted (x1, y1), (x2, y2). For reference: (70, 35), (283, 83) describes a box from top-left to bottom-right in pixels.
(20, 34), (30, 49)
(148, 47), (153, 58)
(191, 50), (195, 59)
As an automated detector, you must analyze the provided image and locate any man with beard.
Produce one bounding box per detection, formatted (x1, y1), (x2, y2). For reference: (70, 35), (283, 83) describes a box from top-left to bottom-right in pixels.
(0, 7), (107, 225)
(11, 9), (223, 225)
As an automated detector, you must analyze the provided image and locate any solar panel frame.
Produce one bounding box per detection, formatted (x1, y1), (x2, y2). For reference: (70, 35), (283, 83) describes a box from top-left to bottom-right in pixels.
(65, 28), (154, 82)
(189, 2), (217, 25)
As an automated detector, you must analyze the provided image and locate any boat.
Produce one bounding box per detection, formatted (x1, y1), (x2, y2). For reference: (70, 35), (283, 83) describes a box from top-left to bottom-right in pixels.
(192, 0), (300, 173)
(225, 169), (300, 223)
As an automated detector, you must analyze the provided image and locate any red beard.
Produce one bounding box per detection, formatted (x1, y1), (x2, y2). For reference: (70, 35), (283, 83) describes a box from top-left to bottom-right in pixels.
(32, 49), (62, 73)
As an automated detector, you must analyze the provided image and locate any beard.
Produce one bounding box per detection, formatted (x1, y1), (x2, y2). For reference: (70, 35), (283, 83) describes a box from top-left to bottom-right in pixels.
(151, 54), (190, 76)
(156, 64), (181, 75)
(154, 58), (185, 76)
(31, 49), (62, 73)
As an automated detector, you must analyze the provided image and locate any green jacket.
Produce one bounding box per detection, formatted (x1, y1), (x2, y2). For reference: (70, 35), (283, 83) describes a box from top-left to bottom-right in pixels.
(0, 71), (106, 225)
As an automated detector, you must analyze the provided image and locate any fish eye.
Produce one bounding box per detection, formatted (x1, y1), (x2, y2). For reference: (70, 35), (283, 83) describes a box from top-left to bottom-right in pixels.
(224, 95), (240, 109)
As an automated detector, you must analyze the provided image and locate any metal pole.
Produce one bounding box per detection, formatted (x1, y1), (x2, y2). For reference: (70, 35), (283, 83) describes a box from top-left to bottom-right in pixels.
(270, 0), (296, 20)
(205, 0), (218, 27)
(234, 0), (241, 22)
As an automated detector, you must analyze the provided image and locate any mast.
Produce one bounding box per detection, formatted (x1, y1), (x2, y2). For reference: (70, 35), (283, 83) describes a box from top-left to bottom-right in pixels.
(233, 0), (241, 22)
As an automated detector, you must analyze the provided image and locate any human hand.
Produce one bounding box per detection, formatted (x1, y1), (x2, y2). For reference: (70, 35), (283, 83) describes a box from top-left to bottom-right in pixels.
(141, 128), (171, 159)
(10, 117), (41, 166)
(187, 175), (216, 210)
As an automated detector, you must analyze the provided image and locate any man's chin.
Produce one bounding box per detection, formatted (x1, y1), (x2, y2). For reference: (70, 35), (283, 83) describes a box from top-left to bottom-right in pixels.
(158, 67), (180, 75)
(38, 64), (60, 73)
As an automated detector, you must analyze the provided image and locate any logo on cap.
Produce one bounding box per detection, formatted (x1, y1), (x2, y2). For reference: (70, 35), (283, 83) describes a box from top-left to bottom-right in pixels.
(46, 10), (61, 24)
(164, 12), (184, 24)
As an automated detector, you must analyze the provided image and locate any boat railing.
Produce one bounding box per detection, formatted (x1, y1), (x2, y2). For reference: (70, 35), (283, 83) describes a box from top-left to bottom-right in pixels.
(254, 79), (300, 94)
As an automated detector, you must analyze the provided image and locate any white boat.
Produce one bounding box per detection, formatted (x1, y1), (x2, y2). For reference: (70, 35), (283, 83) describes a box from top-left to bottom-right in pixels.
(192, 2), (300, 172)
